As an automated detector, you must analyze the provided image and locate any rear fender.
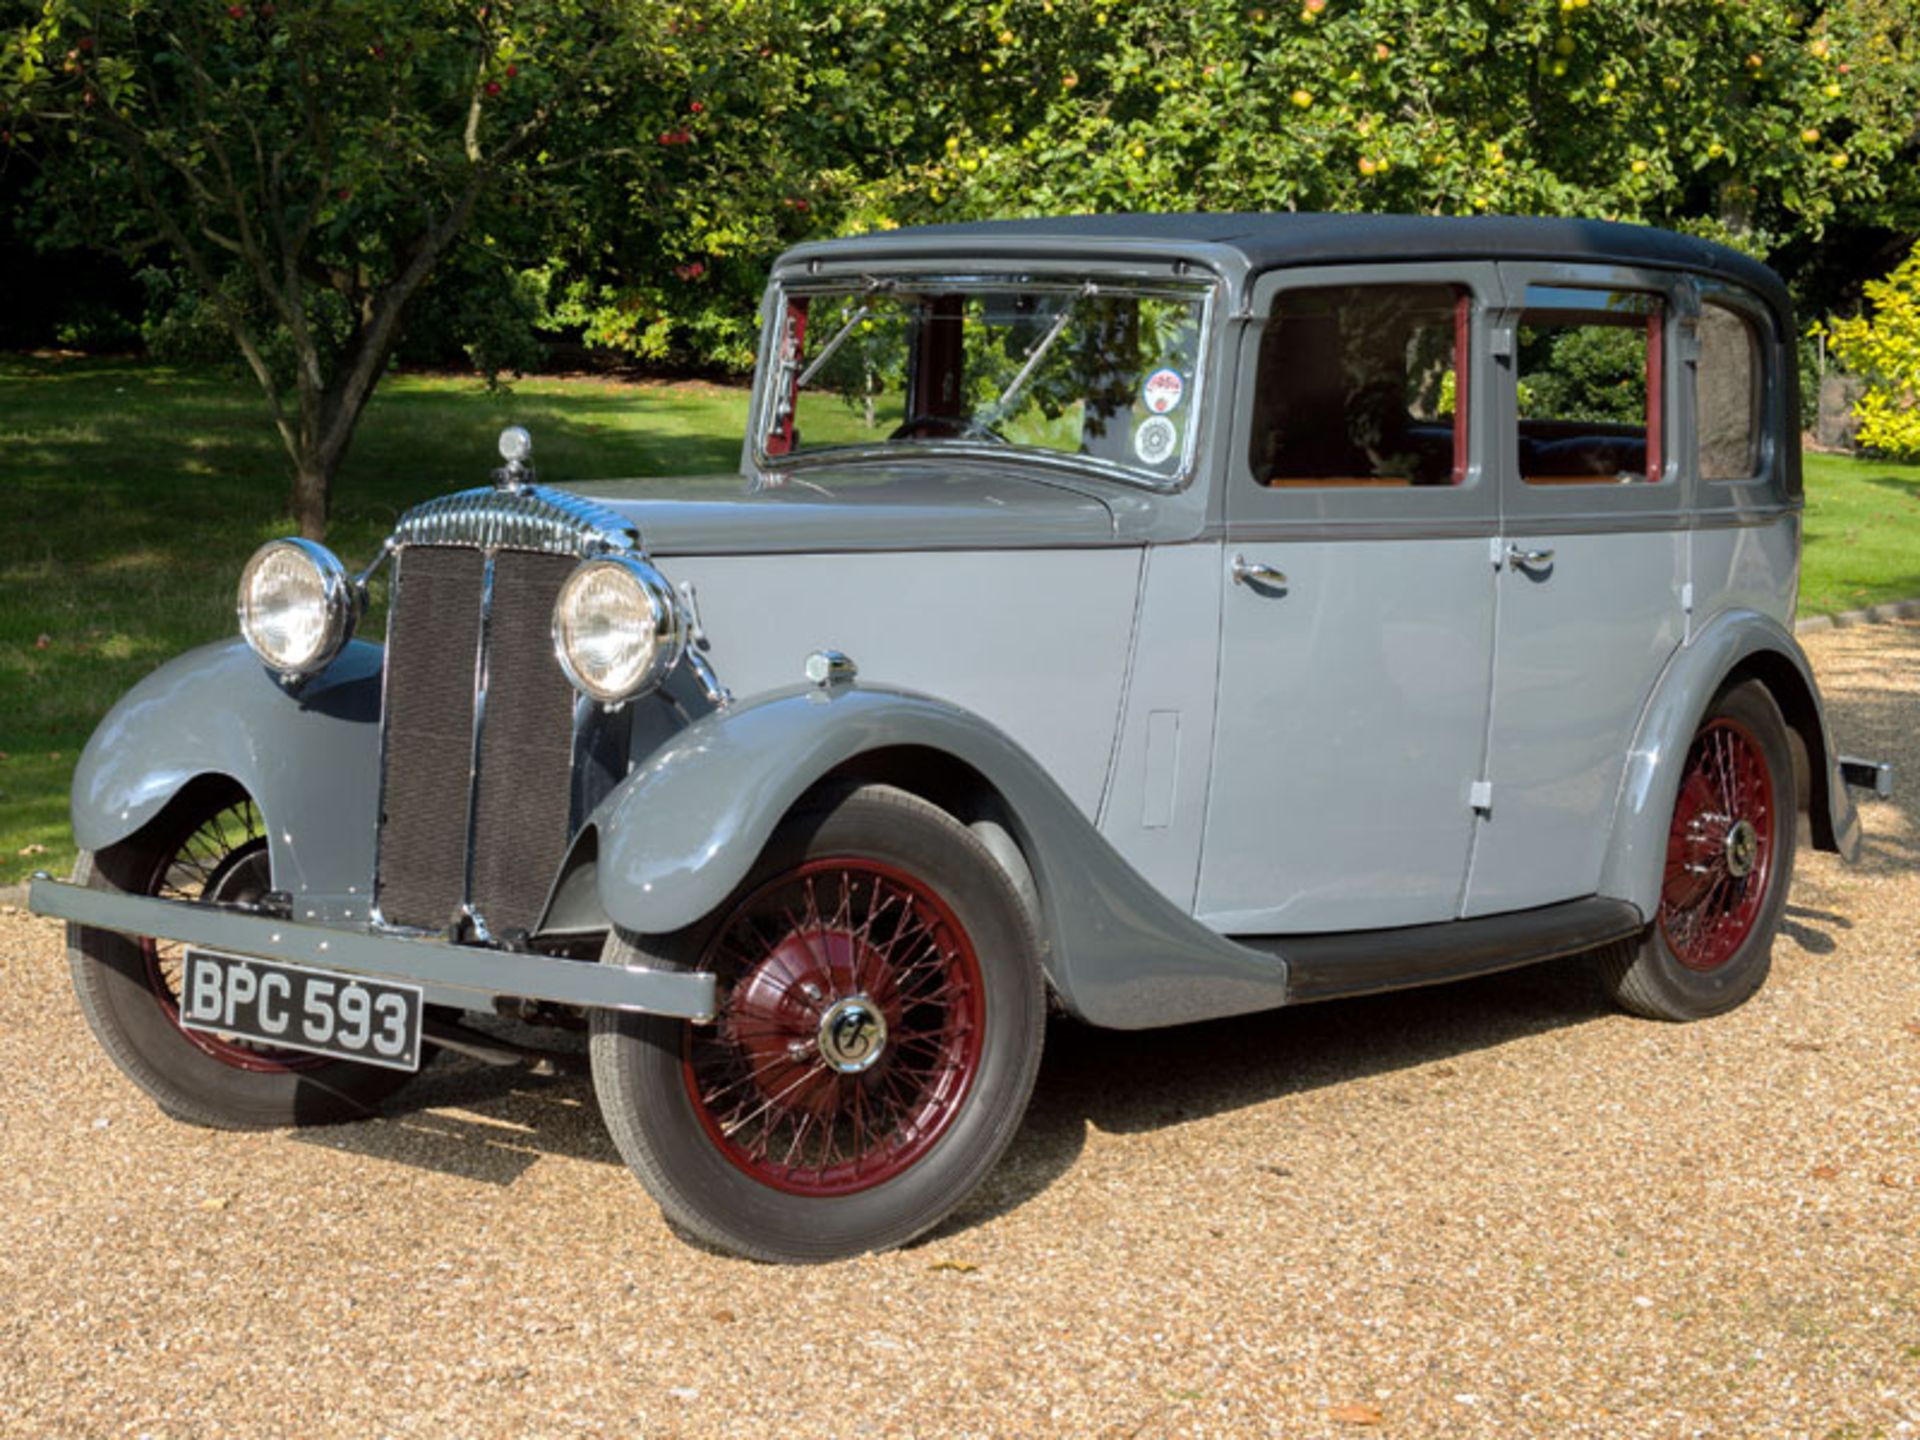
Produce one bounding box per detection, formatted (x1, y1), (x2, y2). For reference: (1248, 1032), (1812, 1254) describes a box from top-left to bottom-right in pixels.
(1597, 609), (1859, 916)
(587, 684), (1289, 1029)
(70, 639), (385, 904)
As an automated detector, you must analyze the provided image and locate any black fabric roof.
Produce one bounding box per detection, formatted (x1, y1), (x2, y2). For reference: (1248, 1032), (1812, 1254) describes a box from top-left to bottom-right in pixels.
(787, 212), (1791, 318)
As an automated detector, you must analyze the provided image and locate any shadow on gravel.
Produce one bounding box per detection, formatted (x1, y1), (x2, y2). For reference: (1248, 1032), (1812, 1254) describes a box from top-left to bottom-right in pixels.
(295, 1029), (612, 1186)
(930, 955), (1620, 1242)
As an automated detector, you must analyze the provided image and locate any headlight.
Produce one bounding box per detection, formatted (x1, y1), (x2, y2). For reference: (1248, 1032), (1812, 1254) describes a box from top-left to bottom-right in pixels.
(552, 555), (686, 704)
(237, 538), (357, 678)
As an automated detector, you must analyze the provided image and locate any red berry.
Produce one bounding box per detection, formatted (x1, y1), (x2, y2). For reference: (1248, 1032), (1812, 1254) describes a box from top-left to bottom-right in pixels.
(505, 63), (517, 77)
(689, 99), (704, 113)
(228, 4), (245, 18)
(486, 80), (501, 96)
(337, 187), (350, 200)
(78, 36), (94, 50)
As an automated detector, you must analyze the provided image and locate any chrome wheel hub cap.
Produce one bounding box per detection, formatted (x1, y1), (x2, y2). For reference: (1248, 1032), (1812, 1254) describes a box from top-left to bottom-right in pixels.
(1724, 818), (1760, 878)
(817, 996), (887, 1073)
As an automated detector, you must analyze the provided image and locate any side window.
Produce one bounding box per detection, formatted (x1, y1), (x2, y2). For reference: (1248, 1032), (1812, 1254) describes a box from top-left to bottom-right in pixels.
(1698, 300), (1765, 481)
(1249, 284), (1469, 487)
(1517, 286), (1664, 484)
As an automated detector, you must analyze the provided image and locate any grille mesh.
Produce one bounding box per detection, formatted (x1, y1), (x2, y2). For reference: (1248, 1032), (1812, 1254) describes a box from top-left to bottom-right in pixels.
(374, 546), (578, 934)
(471, 551), (579, 934)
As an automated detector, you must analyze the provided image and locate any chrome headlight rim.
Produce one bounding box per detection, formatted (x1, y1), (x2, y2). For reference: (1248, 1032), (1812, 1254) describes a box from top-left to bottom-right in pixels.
(551, 554), (687, 705)
(236, 537), (358, 679)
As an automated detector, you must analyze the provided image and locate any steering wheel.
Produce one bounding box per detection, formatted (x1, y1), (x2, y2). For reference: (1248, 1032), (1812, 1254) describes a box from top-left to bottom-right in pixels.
(888, 413), (1009, 444)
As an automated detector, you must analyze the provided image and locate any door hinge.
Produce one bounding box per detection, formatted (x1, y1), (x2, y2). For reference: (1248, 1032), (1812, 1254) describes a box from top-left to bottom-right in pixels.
(1469, 780), (1493, 814)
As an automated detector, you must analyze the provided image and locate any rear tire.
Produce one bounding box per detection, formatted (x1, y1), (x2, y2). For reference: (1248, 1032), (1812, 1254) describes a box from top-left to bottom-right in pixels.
(590, 784), (1045, 1263)
(69, 783), (419, 1129)
(1595, 680), (1797, 1021)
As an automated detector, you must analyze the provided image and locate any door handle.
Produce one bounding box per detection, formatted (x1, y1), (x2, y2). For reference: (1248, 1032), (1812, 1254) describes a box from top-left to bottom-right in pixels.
(1506, 545), (1555, 572)
(1231, 554), (1288, 590)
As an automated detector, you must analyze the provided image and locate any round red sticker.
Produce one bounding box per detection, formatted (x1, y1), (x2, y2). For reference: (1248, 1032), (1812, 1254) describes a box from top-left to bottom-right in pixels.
(1142, 368), (1184, 414)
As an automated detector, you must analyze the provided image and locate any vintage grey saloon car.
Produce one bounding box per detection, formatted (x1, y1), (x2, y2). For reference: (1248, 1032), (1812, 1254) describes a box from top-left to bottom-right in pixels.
(30, 214), (1891, 1262)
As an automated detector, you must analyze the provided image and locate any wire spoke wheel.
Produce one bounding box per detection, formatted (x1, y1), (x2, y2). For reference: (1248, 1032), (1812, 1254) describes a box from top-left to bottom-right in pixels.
(135, 795), (325, 1073)
(685, 859), (986, 1196)
(1596, 681), (1796, 1024)
(1657, 716), (1775, 973)
(589, 784), (1045, 1262)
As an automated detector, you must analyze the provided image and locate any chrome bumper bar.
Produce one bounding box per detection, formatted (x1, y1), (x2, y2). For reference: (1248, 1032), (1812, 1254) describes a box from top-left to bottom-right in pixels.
(28, 875), (716, 1021)
(1838, 755), (1894, 799)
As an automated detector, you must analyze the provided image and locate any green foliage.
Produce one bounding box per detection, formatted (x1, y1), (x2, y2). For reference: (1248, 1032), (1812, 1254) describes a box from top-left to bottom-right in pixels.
(0, 0), (802, 532)
(1519, 324), (1649, 424)
(860, 0), (1918, 248)
(4, 0), (1918, 389)
(1824, 239), (1920, 459)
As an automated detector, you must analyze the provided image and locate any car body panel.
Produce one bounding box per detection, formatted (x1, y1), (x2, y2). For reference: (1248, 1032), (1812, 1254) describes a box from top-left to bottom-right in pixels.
(666, 546), (1142, 822)
(69, 639), (383, 910)
(1598, 607), (1860, 917)
(563, 463), (1126, 554)
(589, 683), (1293, 1029)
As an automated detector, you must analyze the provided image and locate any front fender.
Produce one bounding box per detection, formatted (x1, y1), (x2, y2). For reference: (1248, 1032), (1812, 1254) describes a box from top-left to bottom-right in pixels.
(71, 639), (384, 902)
(1597, 608), (1860, 917)
(591, 684), (1289, 1029)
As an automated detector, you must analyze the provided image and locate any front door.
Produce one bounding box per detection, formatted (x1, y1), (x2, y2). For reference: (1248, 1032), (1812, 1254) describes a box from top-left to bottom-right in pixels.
(1463, 264), (1690, 916)
(1197, 265), (1501, 934)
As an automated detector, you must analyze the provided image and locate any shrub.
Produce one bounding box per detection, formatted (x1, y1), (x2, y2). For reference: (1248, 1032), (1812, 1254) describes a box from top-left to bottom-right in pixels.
(1825, 241), (1920, 460)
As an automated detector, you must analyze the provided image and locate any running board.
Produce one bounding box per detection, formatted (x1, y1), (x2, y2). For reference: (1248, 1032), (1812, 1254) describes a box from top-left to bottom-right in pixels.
(1239, 896), (1646, 1006)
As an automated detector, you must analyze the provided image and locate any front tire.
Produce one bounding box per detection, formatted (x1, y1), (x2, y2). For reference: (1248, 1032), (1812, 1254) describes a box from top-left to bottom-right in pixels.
(590, 784), (1046, 1263)
(1596, 680), (1797, 1021)
(69, 782), (419, 1129)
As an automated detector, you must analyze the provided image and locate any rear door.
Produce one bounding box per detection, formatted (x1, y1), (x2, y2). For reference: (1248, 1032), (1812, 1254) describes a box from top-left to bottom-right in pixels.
(1463, 263), (1690, 916)
(1197, 264), (1502, 934)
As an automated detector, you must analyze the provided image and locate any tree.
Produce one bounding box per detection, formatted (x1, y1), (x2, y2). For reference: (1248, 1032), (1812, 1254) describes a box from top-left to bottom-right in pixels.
(1, 0), (779, 537)
(1825, 239), (1920, 458)
(870, 0), (1918, 250)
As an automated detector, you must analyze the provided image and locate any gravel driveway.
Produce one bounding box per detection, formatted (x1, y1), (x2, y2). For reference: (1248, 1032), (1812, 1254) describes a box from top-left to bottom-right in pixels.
(3, 622), (1916, 1439)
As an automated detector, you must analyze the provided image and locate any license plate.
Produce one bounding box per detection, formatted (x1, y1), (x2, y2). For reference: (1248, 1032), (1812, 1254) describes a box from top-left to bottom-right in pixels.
(179, 950), (424, 1072)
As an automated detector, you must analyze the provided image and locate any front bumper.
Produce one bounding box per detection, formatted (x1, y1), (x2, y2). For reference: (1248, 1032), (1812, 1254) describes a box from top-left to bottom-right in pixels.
(28, 875), (716, 1021)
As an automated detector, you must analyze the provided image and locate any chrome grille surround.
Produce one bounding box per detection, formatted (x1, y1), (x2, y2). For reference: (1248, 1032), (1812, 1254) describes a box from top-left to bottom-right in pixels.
(392, 485), (639, 556)
(373, 484), (641, 941)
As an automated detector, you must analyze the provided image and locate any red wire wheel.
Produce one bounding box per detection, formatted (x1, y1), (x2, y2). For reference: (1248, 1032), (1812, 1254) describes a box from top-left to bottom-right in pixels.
(1657, 715), (1776, 973)
(682, 859), (986, 1196)
(134, 794), (327, 1074)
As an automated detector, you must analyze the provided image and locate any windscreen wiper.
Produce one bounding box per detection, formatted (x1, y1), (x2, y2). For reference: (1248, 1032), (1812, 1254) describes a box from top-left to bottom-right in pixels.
(796, 278), (893, 390)
(978, 281), (1098, 426)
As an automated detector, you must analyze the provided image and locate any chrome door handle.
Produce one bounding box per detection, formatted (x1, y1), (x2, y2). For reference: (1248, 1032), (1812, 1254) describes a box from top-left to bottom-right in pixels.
(1506, 545), (1555, 572)
(1231, 554), (1288, 590)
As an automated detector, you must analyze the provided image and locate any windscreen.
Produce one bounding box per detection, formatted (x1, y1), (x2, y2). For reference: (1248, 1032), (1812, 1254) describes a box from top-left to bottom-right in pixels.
(763, 280), (1210, 483)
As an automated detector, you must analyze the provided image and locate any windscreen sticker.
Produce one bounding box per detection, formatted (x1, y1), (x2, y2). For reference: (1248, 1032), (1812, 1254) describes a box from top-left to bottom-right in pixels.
(1133, 415), (1179, 466)
(1142, 368), (1185, 415)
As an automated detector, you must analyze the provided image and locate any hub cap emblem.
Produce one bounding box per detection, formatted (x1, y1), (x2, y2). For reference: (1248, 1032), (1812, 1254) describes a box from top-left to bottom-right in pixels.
(818, 996), (887, 1073)
(1724, 818), (1759, 878)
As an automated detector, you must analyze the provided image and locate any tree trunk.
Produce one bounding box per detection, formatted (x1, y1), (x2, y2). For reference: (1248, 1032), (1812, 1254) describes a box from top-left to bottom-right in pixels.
(289, 458), (332, 540)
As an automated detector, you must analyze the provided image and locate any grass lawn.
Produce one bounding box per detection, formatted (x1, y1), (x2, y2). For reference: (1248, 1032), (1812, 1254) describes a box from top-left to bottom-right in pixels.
(3, 352), (1918, 884)
(1800, 451), (1920, 616)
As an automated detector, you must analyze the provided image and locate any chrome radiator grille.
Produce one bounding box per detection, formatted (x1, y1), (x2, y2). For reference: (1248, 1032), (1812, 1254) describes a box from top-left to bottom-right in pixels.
(374, 545), (579, 936)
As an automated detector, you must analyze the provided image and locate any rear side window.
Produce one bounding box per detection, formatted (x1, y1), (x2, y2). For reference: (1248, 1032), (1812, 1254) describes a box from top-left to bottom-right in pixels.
(1517, 286), (1664, 485)
(1249, 284), (1469, 487)
(1698, 300), (1765, 481)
